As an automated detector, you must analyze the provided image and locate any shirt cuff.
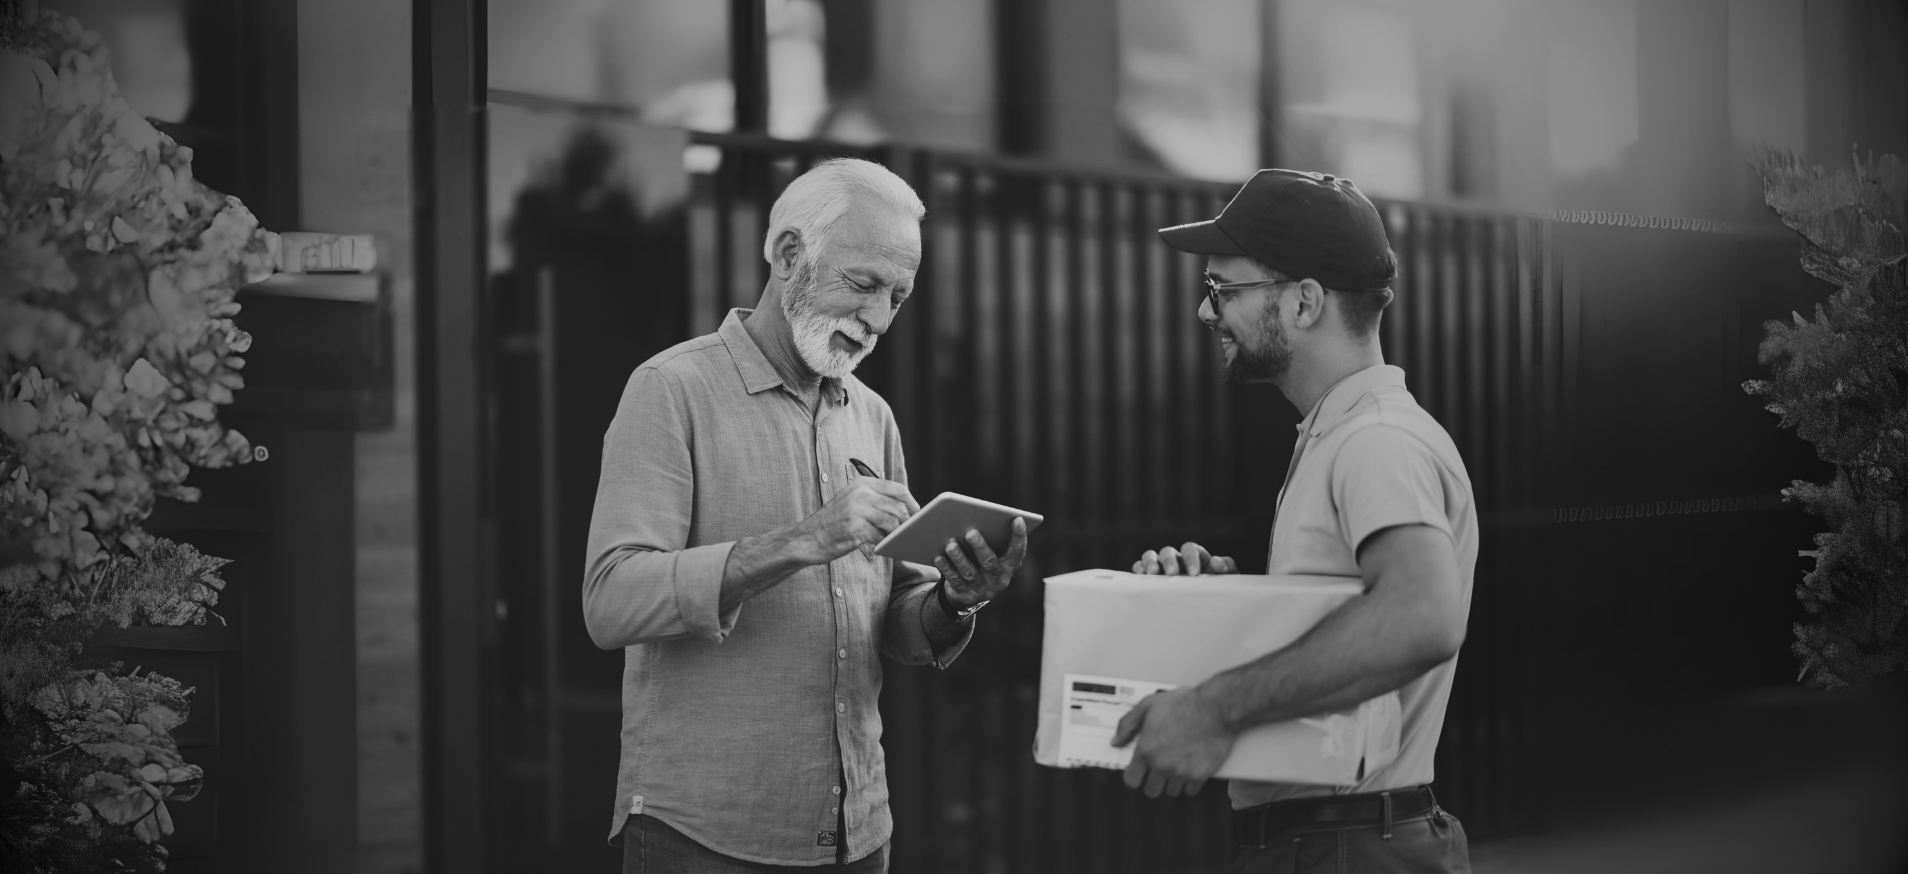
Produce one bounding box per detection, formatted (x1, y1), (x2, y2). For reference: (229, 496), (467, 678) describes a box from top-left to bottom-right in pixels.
(916, 582), (974, 668)
(1347, 510), (1452, 561)
(673, 542), (740, 642)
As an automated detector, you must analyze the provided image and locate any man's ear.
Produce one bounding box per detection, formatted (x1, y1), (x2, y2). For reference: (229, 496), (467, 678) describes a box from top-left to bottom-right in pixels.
(770, 229), (804, 280)
(1292, 278), (1328, 329)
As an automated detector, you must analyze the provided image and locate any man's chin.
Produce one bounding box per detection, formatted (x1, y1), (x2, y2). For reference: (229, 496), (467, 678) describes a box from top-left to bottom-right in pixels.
(829, 338), (872, 362)
(1219, 349), (1247, 384)
(1221, 354), (1284, 384)
(810, 350), (872, 380)
(842, 349), (875, 376)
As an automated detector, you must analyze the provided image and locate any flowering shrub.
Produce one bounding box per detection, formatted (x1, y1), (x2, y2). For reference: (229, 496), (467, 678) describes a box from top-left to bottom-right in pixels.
(1, 11), (273, 870)
(32, 669), (203, 843)
(0, 14), (272, 597)
(1744, 149), (1907, 690)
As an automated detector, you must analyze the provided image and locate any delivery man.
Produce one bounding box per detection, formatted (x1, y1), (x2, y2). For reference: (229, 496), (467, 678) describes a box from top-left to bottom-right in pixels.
(1113, 169), (1478, 873)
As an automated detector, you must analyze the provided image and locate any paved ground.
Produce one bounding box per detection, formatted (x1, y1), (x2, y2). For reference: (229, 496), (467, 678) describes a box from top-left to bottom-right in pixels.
(1470, 683), (1904, 874)
(1471, 767), (1901, 874)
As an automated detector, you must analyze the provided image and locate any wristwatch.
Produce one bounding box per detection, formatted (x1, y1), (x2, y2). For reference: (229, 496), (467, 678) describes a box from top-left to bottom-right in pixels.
(935, 580), (989, 620)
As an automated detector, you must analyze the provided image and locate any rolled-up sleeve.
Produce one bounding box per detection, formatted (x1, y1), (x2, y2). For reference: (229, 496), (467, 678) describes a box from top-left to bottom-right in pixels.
(881, 561), (972, 667)
(876, 414), (974, 667)
(583, 367), (740, 648)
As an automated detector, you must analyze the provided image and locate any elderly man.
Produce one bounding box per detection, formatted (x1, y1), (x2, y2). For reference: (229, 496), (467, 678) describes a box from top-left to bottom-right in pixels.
(583, 158), (1027, 873)
(1114, 169), (1477, 873)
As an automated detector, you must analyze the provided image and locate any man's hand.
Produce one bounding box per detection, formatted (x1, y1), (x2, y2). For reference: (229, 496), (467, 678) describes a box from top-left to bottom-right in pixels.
(1133, 542), (1238, 576)
(795, 479), (920, 564)
(1110, 686), (1236, 798)
(933, 517), (1029, 607)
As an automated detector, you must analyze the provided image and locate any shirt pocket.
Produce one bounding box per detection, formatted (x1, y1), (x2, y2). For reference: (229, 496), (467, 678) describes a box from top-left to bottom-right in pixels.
(843, 456), (885, 484)
(839, 442), (891, 562)
(850, 458), (882, 562)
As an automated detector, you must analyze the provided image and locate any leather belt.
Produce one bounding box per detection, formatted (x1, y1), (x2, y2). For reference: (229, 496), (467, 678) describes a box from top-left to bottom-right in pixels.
(1231, 785), (1441, 848)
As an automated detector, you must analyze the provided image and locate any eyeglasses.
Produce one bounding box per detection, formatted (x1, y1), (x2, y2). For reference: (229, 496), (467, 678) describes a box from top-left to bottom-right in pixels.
(1203, 273), (1293, 315)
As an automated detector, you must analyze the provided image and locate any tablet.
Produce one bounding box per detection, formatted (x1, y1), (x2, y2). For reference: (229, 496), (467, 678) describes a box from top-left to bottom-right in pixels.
(873, 492), (1045, 566)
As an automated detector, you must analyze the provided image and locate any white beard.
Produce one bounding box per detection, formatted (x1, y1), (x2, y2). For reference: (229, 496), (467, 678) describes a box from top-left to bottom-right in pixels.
(783, 260), (876, 379)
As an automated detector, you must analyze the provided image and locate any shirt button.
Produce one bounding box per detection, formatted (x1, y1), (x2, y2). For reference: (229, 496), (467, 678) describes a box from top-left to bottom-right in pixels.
(831, 806), (839, 815)
(832, 786), (842, 796)
(838, 648), (847, 659)
(836, 701), (846, 713)
(822, 472), (830, 484)
(834, 587), (844, 597)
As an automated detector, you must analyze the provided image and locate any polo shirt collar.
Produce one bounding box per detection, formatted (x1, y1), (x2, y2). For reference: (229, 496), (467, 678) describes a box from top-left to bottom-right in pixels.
(1298, 364), (1406, 437)
(718, 308), (848, 405)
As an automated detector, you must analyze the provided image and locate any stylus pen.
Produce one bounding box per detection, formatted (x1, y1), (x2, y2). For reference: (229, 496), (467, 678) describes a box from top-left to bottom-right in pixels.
(848, 458), (880, 480)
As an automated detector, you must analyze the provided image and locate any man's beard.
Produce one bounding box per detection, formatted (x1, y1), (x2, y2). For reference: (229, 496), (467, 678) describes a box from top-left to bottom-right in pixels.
(1221, 305), (1292, 384)
(783, 258), (876, 379)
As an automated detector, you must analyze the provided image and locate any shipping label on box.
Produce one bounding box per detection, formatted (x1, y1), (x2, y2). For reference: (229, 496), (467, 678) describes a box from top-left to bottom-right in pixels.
(1055, 673), (1177, 769)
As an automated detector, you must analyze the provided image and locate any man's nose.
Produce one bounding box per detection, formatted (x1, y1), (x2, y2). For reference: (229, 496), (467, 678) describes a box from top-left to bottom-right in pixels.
(859, 298), (895, 335)
(1197, 296), (1219, 326)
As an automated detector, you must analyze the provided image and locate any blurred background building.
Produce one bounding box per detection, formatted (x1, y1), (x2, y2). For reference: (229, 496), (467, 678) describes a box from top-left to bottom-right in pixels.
(42, 0), (1905, 872)
(485, 0), (1901, 214)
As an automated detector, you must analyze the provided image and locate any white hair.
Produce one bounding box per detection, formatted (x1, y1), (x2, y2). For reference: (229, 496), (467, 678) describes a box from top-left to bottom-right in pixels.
(761, 158), (926, 266)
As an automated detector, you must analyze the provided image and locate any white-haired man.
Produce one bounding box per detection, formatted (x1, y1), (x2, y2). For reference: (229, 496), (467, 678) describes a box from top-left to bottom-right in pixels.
(583, 158), (1027, 873)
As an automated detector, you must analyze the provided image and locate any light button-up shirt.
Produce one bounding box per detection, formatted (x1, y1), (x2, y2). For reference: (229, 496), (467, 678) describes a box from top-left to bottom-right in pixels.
(583, 309), (970, 864)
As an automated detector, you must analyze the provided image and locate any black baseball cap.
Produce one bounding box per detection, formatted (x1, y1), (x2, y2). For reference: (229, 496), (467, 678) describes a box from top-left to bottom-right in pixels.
(1158, 169), (1397, 292)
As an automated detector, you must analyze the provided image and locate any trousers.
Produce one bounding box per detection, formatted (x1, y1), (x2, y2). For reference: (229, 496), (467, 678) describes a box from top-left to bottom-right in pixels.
(1233, 807), (1471, 873)
(620, 815), (890, 874)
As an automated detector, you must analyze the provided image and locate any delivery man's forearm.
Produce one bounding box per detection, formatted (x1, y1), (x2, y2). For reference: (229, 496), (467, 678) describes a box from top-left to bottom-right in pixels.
(1195, 596), (1450, 730)
(1197, 524), (1465, 731)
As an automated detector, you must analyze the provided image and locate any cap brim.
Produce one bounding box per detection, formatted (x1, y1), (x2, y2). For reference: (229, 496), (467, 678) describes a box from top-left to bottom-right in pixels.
(1158, 219), (1248, 256)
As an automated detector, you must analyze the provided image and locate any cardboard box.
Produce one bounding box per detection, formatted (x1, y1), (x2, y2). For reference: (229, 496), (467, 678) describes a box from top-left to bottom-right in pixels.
(1034, 569), (1401, 786)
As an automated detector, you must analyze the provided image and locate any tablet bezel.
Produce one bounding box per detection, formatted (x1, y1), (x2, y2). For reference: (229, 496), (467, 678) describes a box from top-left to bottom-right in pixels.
(872, 492), (1045, 566)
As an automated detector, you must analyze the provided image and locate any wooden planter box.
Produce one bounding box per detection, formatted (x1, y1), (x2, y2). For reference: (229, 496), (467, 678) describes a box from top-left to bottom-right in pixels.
(83, 624), (244, 867)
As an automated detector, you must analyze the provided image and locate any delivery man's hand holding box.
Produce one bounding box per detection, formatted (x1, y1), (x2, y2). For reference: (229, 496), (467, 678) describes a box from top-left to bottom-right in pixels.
(1105, 523), (1468, 802)
(1033, 570), (1403, 789)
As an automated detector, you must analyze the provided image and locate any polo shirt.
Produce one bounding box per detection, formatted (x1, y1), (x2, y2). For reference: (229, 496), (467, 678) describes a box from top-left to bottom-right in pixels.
(1230, 364), (1479, 810)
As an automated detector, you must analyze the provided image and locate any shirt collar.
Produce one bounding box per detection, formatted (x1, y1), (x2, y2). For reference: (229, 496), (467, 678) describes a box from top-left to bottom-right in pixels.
(1297, 364), (1406, 437)
(717, 308), (848, 405)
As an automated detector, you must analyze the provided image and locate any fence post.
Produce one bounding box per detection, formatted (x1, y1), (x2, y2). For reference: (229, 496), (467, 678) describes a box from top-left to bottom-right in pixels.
(730, 0), (769, 134)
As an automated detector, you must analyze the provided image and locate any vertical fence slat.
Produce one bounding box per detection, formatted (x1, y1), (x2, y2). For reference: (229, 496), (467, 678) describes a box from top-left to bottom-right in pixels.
(1411, 207), (1437, 407)
(975, 173), (1003, 494)
(1111, 186), (1141, 534)
(1142, 189), (1171, 528)
(1172, 190), (1198, 531)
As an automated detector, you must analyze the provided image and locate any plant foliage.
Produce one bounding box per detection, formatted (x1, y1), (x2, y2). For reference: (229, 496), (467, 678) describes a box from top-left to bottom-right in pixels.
(1, 11), (273, 870)
(1744, 149), (1907, 690)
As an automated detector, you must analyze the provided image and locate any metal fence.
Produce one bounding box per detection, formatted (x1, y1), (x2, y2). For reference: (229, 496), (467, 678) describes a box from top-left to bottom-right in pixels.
(488, 127), (1827, 872)
(682, 137), (1572, 873)
(1374, 204), (1555, 841)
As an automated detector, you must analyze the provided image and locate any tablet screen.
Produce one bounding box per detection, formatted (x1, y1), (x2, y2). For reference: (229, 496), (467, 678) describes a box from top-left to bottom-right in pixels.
(873, 492), (1045, 566)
